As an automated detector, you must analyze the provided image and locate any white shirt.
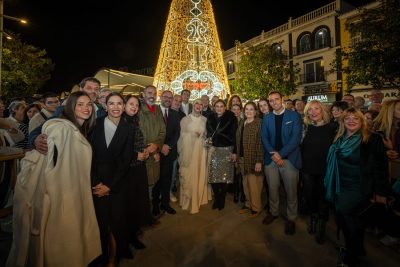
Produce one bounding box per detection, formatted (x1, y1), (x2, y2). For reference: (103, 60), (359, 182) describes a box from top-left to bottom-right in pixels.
(104, 117), (117, 148)
(273, 107), (286, 116)
(161, 105), (168, 118)
(181, 102), (190, 115)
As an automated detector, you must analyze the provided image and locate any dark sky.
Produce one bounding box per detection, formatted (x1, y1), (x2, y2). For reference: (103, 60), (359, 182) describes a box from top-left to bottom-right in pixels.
(5, 0), (370, 93)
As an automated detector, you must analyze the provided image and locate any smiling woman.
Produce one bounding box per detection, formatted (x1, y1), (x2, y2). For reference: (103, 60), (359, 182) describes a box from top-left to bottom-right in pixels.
(7, 91), (101, 267)
(89, 92), (136, 266)
(324, 108), (390, 266)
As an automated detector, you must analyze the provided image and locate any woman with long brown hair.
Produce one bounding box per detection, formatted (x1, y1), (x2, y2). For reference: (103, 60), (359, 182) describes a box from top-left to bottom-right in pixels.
(7, 91), (101, 267)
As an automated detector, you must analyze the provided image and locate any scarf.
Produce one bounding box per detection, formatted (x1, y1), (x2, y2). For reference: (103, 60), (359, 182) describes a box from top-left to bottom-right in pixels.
(324, 132), (362, 202)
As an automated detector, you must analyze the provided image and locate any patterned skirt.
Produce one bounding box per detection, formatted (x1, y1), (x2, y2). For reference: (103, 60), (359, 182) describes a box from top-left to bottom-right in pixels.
(208, 146), (234, 184)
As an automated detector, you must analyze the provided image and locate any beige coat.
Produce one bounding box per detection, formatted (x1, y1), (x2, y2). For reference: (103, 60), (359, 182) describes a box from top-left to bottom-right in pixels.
(139, 102), (166, 185)
(6, 118), (101, 267)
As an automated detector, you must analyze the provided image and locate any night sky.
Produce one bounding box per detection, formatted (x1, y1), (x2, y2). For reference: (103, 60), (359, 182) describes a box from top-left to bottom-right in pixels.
(5, 0), (370, 94)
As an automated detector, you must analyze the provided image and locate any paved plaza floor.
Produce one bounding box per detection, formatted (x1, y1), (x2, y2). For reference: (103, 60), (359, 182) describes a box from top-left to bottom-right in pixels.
(1, 195), (399, 267)
(118, 197), (400, 267)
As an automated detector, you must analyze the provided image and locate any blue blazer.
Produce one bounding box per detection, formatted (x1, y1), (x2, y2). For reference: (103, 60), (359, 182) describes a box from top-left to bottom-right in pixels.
(261, 109), (302, 169)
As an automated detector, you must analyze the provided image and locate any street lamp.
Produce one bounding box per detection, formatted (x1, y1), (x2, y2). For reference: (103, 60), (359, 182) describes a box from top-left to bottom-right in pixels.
(0, 0), (28, 96)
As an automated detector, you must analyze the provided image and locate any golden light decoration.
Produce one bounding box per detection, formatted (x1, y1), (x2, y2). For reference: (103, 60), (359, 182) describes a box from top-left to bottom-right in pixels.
(153, 0), (230, 100)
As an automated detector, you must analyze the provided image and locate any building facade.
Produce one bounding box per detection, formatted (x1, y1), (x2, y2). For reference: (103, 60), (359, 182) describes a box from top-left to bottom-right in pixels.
(223, 0), (355, 103)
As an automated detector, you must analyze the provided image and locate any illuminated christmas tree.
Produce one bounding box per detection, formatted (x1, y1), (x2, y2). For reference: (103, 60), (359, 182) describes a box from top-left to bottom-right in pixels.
(153, 0), (230, 100)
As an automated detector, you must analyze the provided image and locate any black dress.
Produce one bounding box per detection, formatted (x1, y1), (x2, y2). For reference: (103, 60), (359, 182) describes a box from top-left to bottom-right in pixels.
(90, 116), (134, 262)
(123, 114), (152, 229)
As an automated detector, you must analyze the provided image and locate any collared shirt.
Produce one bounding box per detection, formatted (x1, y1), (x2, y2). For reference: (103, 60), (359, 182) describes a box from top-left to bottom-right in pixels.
(181, 102), (190, 115)
(160, 105), (168, 118)
(273, 107), (285, 116)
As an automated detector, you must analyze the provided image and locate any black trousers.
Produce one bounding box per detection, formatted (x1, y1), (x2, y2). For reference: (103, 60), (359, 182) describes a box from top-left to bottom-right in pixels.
(212, 183), (228, 208)
(152, 158), (174, 206)
(301, 172), (329, 220)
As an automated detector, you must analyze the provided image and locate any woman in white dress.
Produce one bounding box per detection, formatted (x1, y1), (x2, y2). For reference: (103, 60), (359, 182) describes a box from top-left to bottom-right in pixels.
(178, 99), (211, 214)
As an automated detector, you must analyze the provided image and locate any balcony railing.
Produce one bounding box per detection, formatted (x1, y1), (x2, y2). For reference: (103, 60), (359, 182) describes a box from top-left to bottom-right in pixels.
(299, 71), (331, 84)
(292, 2), (336, 27)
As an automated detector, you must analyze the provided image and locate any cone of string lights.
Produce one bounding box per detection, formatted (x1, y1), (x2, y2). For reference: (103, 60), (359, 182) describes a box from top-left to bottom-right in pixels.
(153, 0), (230, 100)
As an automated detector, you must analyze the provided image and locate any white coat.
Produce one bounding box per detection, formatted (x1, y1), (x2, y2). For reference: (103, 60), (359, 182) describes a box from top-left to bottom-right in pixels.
(6, 118), (101, 267)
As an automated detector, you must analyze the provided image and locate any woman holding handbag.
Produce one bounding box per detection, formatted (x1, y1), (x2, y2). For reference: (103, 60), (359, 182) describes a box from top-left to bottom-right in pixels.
(206, 99), (237, 210)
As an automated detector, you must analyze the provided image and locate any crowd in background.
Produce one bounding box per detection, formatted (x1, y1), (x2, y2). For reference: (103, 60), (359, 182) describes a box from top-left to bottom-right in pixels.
(0, 80), (399, 267)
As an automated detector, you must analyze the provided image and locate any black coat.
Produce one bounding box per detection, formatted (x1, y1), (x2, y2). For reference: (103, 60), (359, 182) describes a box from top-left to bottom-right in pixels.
(206, 110), (237, 147)
(161, 108), (182, 161)
(360, 132), (391, 198)
(89, 116), (135, 260)
(90, 116), (134, 192)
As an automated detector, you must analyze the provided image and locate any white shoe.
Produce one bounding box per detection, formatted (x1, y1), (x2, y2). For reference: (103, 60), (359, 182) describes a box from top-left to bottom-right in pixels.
(170, 192), (177, 202)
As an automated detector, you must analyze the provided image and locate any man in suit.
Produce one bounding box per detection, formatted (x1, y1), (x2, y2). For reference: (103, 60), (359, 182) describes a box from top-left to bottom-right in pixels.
(261, 91), (302, 235)
(201, 95), (213, 118)
(180, 89), (193, 115)
(152, 90), (182, 216)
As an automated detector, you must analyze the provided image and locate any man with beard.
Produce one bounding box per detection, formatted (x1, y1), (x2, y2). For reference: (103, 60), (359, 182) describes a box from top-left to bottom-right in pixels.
(152, 90), (182, 216)
(139, 86), (166, 200)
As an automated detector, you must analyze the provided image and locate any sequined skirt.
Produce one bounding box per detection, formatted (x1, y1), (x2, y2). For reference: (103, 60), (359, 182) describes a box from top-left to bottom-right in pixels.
(208, 146), (234, 184)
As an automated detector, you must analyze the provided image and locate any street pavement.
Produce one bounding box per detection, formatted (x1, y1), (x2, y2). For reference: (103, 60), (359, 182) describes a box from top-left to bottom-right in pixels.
(1, 195), (399, 267)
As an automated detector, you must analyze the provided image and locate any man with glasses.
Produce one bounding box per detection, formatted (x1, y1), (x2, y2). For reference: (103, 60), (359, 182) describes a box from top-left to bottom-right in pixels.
(28, 92), (60, 133)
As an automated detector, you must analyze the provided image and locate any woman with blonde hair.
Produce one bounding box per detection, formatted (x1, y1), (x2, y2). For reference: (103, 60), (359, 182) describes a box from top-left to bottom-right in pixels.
(373, 99), (400, 160)
(324, 108), (390, 266)
(178, 99), (211, 213)
(301, 100), (336, 244)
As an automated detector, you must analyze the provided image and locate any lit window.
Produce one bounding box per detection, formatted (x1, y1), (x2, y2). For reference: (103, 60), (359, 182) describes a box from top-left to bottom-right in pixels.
(227, 60), (235, 74)
(315, 28), (330, 49)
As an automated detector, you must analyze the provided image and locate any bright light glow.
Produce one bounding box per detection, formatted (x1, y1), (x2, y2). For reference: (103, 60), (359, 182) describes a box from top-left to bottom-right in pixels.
(20, 19), (28, 24)
(153, 0), (230, 100)
(6, 36), (12, 40)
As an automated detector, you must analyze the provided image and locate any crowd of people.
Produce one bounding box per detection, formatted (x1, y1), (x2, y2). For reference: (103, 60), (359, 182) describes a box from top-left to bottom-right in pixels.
(0, 79), (399, 267)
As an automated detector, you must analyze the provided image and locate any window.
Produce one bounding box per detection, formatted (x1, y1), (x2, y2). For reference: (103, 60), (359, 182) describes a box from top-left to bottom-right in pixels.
(227, 60), (235, 74)
(298, 34), (311, 54)
(304, 60), (325, 84)
(315, 28), (330, 49)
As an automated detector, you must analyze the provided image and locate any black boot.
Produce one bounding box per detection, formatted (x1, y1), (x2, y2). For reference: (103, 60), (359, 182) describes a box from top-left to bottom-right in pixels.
(315, 219), (326, 245)
(308, 213), (318, 234)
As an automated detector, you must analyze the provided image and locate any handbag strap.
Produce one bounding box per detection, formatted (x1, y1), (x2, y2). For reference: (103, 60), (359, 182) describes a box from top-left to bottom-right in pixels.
(210, 121), (221, 139)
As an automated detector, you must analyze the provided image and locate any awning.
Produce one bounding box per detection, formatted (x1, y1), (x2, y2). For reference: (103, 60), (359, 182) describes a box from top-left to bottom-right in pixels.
(94, 68), (154, 95)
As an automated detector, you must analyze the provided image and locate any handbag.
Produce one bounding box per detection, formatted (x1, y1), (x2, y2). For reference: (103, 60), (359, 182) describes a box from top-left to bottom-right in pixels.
(204, 121), (220, 148)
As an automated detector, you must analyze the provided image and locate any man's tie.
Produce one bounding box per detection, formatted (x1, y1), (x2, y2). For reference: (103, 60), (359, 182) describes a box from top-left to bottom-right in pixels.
(163, 109), (168, 124)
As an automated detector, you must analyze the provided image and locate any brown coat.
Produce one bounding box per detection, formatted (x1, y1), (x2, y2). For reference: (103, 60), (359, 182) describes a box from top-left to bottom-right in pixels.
(235, 117), (264, 176)
(139, 101), (166, 185)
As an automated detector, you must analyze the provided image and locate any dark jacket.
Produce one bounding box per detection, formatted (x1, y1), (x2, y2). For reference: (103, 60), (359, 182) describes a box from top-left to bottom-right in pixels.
(161, 108), (182, 161)
(206, 110), (237, 147)
(360, 132), (391, 198)
(90, 116), (134, 193)
(201, 106), (213, 118)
